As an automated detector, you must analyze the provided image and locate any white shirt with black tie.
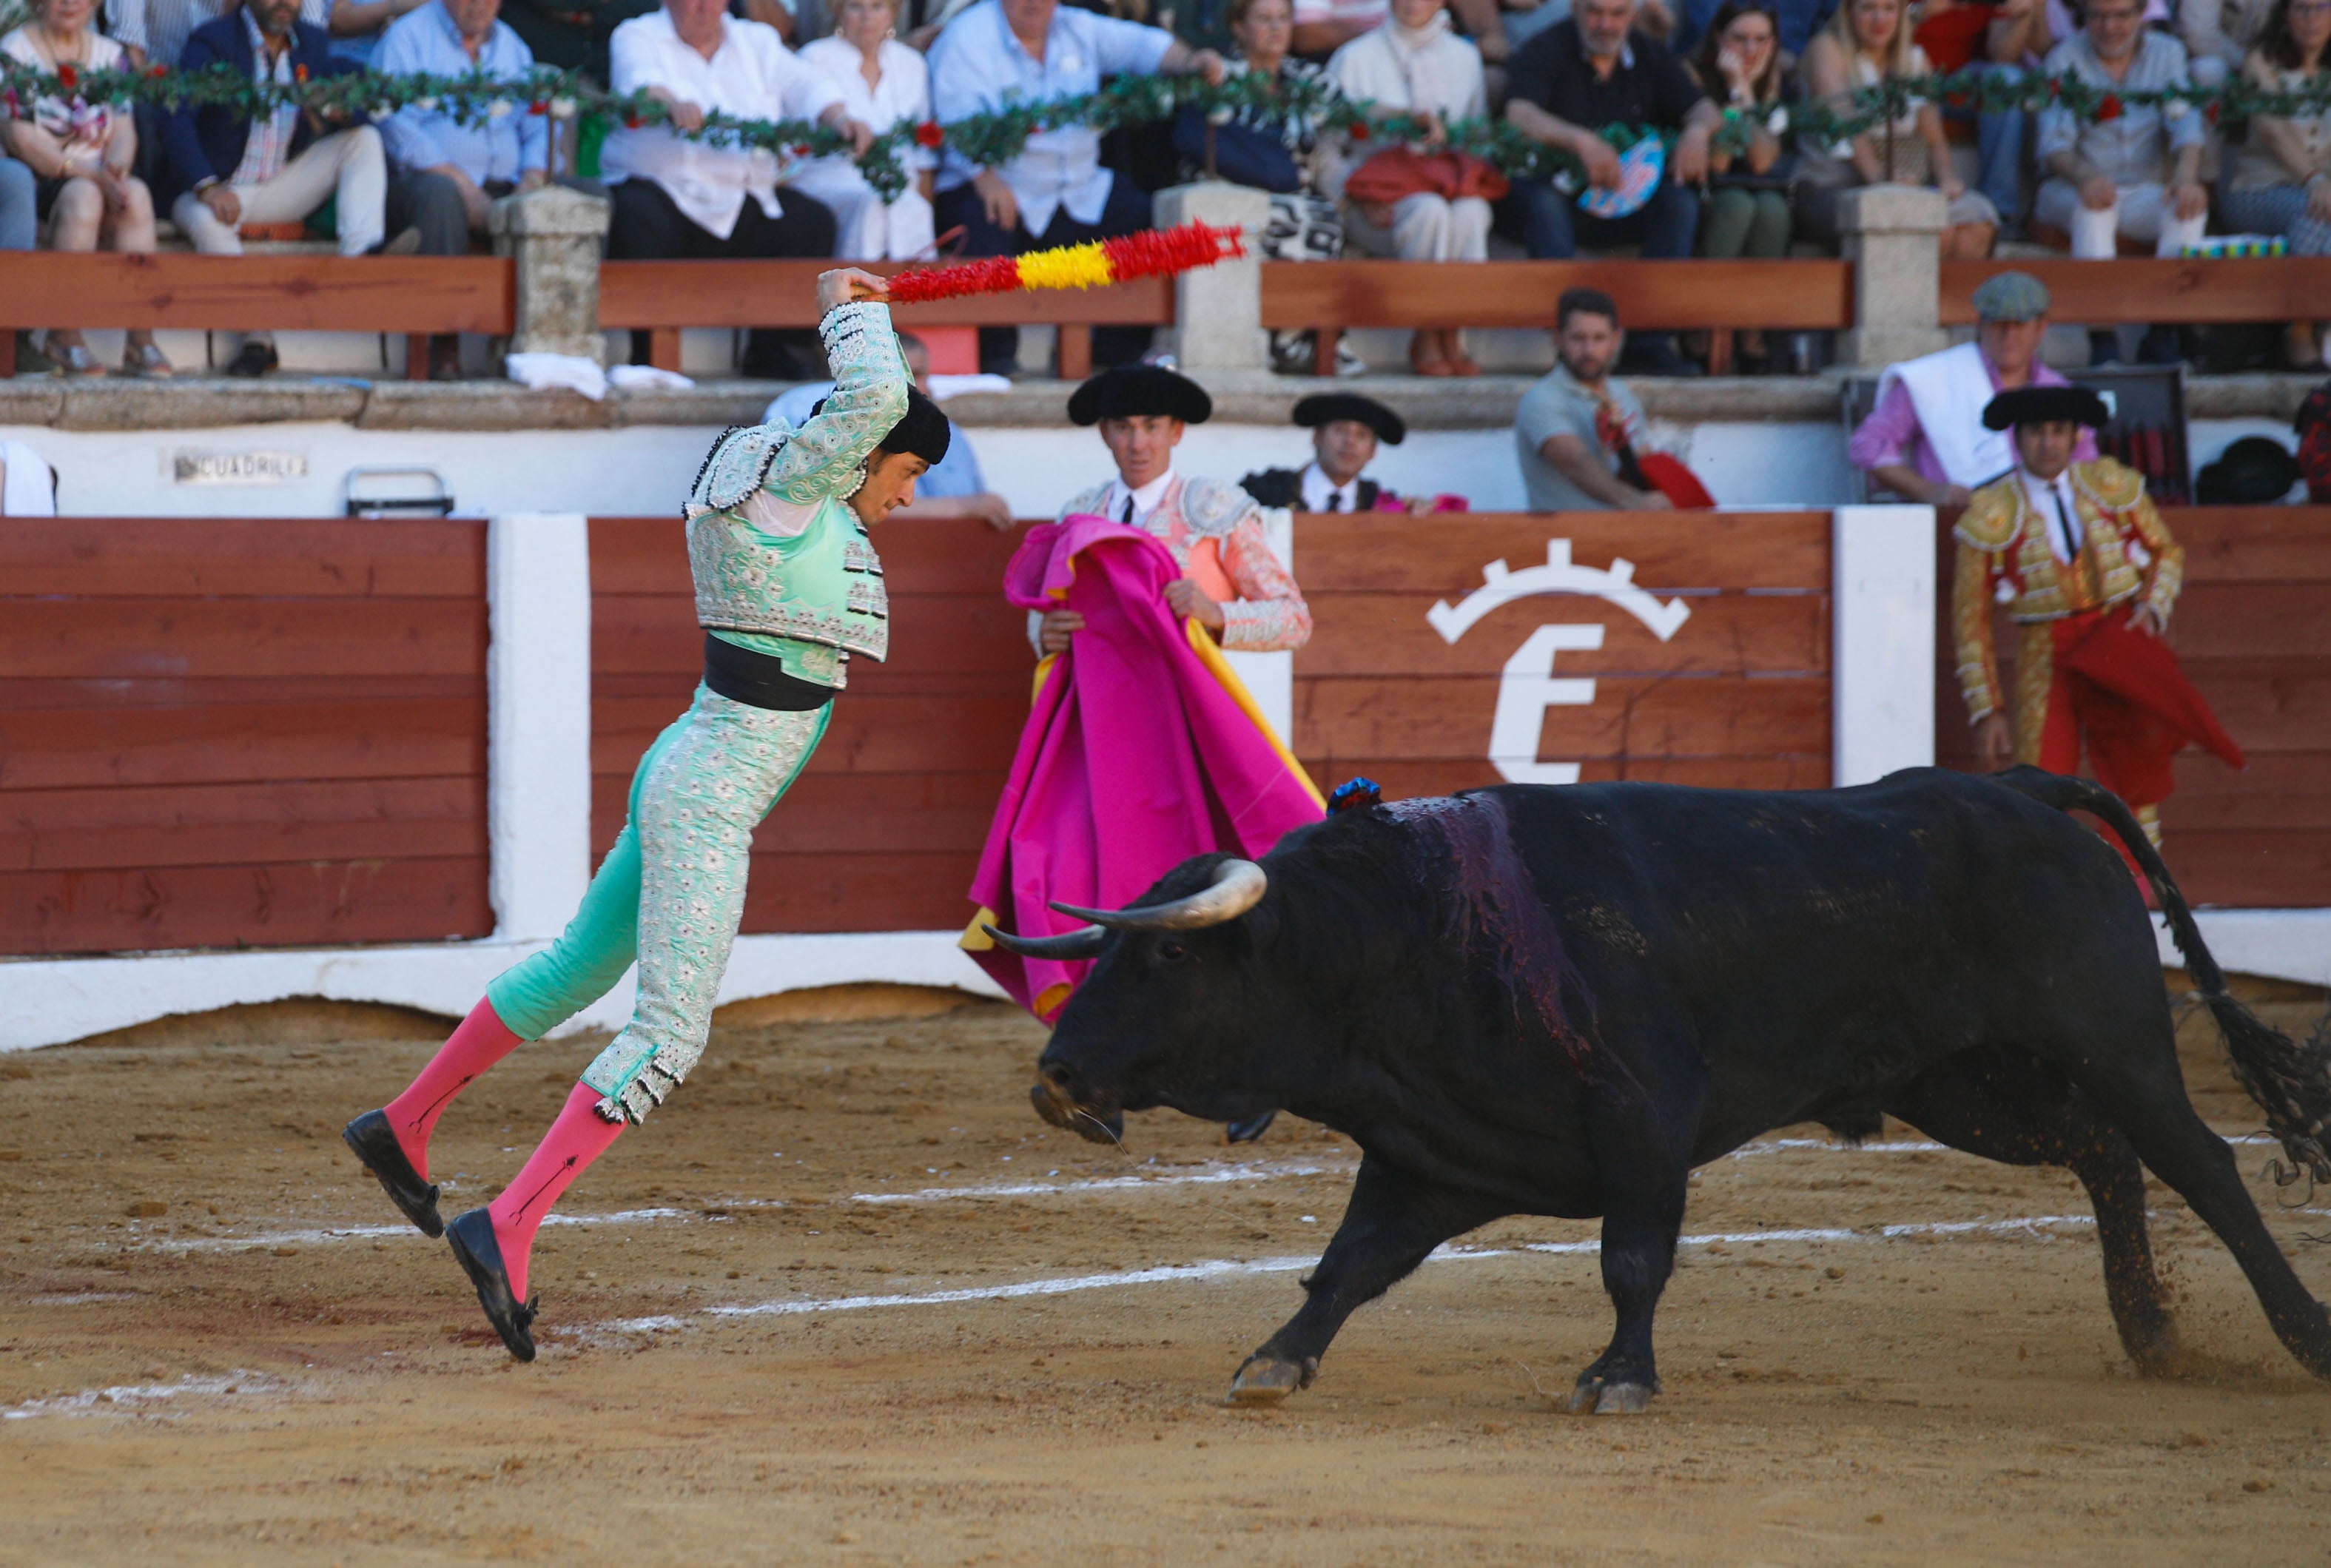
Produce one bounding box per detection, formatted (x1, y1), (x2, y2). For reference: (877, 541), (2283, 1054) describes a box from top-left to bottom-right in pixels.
(1298, 461), (1362, 514)
(2021, 467), (2085, 562)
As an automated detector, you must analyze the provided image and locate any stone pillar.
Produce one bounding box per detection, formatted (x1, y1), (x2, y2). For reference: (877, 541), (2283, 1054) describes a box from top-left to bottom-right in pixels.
(1153, 181), (1269, 373)
(1835, 184), (1948, 371)
(492, 184), (613, 363)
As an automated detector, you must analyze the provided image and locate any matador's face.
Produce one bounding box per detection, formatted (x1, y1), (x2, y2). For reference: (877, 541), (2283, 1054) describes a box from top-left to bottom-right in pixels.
(2014, 420), (2080, 483)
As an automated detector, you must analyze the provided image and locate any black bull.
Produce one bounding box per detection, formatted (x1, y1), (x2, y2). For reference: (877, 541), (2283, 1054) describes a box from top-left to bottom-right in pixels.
(994, 767), (2331, 1413)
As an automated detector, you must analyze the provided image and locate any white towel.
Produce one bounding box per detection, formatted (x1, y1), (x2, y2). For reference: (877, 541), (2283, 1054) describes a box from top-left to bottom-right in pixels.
(0, 440), (56, 517)
(1879, 340), (2012, 489)
(505, 352), (610, 402)
(608, 364), (697, 391)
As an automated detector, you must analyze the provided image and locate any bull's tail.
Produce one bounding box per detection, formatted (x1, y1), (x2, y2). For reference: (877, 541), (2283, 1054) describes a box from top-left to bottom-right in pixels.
(1991, 766), (2331, 1184)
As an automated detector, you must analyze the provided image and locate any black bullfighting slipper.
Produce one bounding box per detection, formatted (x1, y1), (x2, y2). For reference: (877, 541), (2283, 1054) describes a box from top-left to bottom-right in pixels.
(445, 1208), (537, 1362)
(1224, 1110), (1278, 1145)
(340, 1108), (444, 1238)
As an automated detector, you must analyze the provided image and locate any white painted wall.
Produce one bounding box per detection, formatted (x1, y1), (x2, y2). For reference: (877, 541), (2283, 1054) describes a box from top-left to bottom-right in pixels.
(3, 417), (2290, 519)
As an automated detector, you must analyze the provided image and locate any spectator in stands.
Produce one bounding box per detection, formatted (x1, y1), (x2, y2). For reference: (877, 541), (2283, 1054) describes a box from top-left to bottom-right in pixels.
(2036, 0), (2207, 363)
(1674, 0), (1826, 58)
(1688, 1), (1791, 369)
(761, 332), (1016, 525)
(2219, 0), (2331, 367)
(379, 0), (556, 377)
(928, 0), (1225, 377)
(1792, 0), (1999, 260)
(1914, 0), (2030, 236)
(603, 0), (873, 377)
(1504, 0), (1717, 377)
(163, 0), (458, 377)
(2, 0), (173, 376)
(0, 153), (30, 254)
(2182, 0), (2276, 83)
(1326, 0), (1491, 376)
(128, 0), (235, 65)
(1850, 269), (2096, 506)
(1293, 0), (1526, 70)
(787, 0), (935, 260)
(1516, 286), (1670, 508)
(1196, 0), (1350, 373)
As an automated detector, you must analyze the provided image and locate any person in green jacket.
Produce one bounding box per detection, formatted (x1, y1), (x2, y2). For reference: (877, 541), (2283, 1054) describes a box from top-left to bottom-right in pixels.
(341, 266), (951, 1361)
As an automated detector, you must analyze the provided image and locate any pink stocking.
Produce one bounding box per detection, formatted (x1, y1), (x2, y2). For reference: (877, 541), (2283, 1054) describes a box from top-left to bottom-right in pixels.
(487, 1083), (625, 1302)
(383, 997), (525, 1180)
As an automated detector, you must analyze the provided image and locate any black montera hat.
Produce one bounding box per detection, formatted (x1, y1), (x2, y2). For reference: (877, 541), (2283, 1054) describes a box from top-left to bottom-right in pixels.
(1066, 363), (1213, 426)
(1982, 385), (2112, 431)
(1292, 393), (1406, 445)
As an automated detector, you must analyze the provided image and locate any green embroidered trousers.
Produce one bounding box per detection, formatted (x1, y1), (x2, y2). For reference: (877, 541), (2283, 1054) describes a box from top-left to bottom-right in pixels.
(486, 685), (831, 1124)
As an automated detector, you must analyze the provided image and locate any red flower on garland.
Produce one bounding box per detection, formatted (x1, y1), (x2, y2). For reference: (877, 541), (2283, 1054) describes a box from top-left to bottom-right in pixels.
(625, 115), (644, 129)
(913, 119), (944, 149)
(57, 63), (77, 89)
(294, 63), (309, 83)
(790, 142), (810, 158)
(529, 99), (548, 115)
(2205, 101), (2221, 126)
(1348, 119), (1370, 140)
(148, 63), (168, 77)
(2096, 92), (2122, 121)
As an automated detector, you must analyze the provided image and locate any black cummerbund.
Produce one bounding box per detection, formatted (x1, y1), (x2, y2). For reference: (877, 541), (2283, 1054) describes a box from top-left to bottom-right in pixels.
(702, 633), (837, 711)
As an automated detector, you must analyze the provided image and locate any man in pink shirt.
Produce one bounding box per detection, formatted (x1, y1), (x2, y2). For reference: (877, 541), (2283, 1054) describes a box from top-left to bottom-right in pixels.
(1849, 270), (2098, 509)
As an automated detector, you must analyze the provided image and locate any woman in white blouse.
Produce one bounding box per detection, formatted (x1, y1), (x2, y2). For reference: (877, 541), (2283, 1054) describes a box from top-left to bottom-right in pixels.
(1324, 0), (1488, 374)
(0, 0), (169, 376)
(788, 0), (935, 260)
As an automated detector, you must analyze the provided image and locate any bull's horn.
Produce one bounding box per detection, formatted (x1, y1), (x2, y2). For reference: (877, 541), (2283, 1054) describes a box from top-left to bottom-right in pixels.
(981, 923), (1109, 960)
(1049, 859), (1267, 932)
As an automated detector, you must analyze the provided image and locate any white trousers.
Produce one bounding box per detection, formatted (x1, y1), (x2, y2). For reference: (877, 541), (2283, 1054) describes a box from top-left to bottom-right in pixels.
(2035, 177), (2210, 258)
(170, 126), (388, 260)
(1342, 191), (1491, 263)
(783, 164), (935, 261)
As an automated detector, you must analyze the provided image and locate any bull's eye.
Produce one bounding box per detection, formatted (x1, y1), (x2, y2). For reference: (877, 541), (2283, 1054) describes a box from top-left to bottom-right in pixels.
(1155, 940), (1188, 963)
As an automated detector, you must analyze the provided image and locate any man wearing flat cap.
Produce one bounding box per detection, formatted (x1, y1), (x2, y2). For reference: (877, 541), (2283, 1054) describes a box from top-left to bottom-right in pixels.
(1239, 394), (1439, 517)
(1954, 383), (2241, 858)
(1036, 363), (1313, 659)
(1851, 271), (2098, 510)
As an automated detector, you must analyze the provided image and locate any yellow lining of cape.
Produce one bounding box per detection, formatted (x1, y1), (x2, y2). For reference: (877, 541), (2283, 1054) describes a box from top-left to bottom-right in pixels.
(1183, 619), (1326, 810)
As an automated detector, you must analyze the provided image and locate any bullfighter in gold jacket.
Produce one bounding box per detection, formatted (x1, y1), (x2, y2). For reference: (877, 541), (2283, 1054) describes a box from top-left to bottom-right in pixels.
(1953, 386), (2241, 854)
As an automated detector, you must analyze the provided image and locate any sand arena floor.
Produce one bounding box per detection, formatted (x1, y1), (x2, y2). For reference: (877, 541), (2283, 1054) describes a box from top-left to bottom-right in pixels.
(4, 984), (2331, 1565)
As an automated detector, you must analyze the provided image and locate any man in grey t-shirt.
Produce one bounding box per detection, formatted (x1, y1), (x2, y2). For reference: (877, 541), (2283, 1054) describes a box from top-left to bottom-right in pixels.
(1516, 288), (1671, 512)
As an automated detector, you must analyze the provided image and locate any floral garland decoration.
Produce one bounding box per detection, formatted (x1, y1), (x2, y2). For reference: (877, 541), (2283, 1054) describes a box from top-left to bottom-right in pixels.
(4, 57), (2328, 207)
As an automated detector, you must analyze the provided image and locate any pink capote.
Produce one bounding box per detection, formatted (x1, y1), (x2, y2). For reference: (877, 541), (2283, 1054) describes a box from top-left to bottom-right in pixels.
(966, 515), (1325, 1019)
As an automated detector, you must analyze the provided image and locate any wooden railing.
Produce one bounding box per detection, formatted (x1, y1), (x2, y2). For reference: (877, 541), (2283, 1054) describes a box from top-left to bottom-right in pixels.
(1941, 258), (2331, 326)
(0, 252), (514, 379)
(1260, 258), (1858, 376)
(596, 259), (1174, 379)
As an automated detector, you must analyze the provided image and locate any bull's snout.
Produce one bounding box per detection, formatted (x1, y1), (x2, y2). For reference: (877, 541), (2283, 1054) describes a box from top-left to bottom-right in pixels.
(1029, 1061), (1124, 1146)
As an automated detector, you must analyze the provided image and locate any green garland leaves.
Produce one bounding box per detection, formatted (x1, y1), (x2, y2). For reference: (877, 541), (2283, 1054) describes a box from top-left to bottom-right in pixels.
(7, 53), (2330, 206)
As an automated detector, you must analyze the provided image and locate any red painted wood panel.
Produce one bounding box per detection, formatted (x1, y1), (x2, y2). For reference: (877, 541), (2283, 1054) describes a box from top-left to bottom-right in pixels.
(0, 518), (491, 955)
(1295, 512), (1833, 802)
(1933, 505), (2331, 907)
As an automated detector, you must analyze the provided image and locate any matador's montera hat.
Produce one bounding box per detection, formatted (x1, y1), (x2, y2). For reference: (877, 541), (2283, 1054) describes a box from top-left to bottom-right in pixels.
(1982, 385), (2112, 431)
(1068, 363), (1213, 426)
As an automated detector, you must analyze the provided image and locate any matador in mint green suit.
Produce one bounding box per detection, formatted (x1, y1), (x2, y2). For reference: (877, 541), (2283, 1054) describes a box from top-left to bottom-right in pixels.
(342, 278), (956, 1361)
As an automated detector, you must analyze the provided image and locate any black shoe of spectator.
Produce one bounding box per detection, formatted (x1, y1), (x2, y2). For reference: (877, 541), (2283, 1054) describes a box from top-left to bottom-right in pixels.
(1618, 335), (1702, 378)
(428, 335), (463, 381)
(2136, 325), (2184, 365)
(368, 226), (424, 258)
(2088, 329), (2123, 366)
(225, 341), (279, 378)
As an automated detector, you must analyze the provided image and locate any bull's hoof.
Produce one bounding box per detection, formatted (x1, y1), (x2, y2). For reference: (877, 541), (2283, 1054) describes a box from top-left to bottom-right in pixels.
(1227, 1354), (1311, 1405)
(2128, 1322), (2191, 1379)
(1592, 1382), (1655, 1415)
(1567, 1375), (1656, 1415)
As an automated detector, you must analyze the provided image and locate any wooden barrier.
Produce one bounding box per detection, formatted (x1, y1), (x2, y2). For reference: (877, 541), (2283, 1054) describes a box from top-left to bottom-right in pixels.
(589, 516), (1032, 932)
(1260, 259), (1857, 376)
(596, 260), (1174, 378)
(0, 252), (514, 380)
(1933, 505), (2331, 908)
(0, 519), (493, 955)
(1940, 258), (2331, 326)
(1292, 511), (1834, 798)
